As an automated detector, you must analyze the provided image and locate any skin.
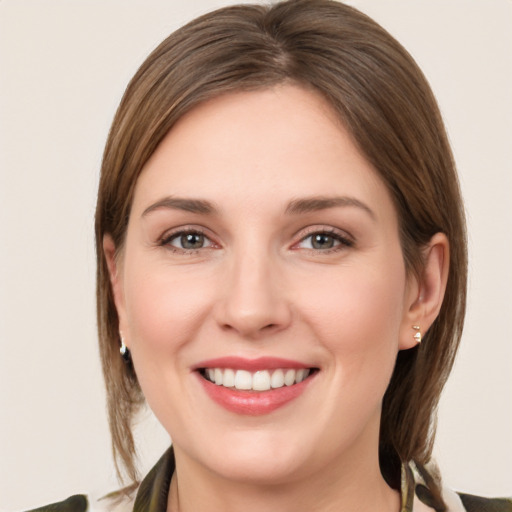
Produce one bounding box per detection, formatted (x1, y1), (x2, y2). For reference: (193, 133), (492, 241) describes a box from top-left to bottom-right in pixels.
(105, 85), (448, 512)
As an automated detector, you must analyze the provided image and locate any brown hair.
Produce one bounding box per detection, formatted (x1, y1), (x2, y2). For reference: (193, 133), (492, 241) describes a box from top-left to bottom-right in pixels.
(95, 0), (467, 496)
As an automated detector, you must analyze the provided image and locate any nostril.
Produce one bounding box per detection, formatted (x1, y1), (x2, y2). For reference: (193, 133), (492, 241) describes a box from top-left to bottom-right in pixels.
(215, 298), (293, 337)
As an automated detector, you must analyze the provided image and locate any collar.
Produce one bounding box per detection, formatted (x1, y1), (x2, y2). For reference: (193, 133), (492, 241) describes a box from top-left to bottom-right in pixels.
(132, 447), (438, 512)
(132, 447), (175, 512)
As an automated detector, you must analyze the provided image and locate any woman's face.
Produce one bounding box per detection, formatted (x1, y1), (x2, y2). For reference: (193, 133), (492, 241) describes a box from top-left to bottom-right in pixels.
(108, 85), (419, 484)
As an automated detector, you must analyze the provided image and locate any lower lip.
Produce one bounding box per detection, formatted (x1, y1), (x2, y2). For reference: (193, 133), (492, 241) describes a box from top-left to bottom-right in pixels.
(196, 373), (315, 415)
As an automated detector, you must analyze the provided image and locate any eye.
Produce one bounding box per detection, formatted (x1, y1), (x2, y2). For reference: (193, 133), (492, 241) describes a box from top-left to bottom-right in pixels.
(161, 230), (214, 251)
(296, 230), (353, 251)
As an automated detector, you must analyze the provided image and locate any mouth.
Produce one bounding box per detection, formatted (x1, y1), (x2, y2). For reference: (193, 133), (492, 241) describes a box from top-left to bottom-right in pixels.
(198, 367), (317, 391)
(193, 357), (319, 415)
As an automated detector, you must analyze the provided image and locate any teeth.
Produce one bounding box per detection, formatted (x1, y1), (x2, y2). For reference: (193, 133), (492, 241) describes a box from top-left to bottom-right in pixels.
(234, 370), (252, 390)
(296, 369), (306, 383)
(203, 368), (311, 391)
(253, 370), (271, 391)
(223, 368), (235, 388)
(284, 369), (296, 386)
(271, 369), (284, 388)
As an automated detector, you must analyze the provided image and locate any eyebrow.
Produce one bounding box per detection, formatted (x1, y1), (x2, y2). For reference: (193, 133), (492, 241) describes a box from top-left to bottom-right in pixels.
(285, 196), (376, 220)
(142, 195), (375, 219)
(142, 197), (218, 217)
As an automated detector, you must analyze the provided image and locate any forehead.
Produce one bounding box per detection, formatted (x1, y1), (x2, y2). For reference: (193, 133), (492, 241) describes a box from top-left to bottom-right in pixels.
(132, 84), (395, 221)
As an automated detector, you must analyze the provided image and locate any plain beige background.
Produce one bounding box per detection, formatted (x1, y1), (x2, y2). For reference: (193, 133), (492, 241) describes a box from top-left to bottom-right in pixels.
(0, 1), (511, 510)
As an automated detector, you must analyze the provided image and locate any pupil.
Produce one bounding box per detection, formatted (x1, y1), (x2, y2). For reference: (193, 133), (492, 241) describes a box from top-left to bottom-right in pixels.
(312, 234), (334, 249)
(182, 233), (204, 249)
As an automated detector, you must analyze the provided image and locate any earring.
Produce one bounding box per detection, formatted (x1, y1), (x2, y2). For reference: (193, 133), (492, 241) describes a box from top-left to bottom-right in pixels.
(120, 335), (131, 362)
(412, 325), (422, 344)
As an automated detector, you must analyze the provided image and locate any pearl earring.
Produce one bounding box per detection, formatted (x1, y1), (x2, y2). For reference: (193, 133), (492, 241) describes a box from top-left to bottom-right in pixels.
(120, 334), (131, 361)
(412, 325), (422, 344)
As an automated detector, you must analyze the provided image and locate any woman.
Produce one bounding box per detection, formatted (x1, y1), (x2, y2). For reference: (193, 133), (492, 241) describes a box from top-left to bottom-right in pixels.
(24, 0), (511, 511)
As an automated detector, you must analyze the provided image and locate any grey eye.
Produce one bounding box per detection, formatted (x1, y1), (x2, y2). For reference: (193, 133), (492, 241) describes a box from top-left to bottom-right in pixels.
(165, 231), (213, 250)
(310, 233), (337, 249)
(296, 230), (352, 251)
(177, 232), (206, 249)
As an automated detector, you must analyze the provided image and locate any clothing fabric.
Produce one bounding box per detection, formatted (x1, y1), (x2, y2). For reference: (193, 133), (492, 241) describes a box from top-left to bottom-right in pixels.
(24, 447), (512, 512)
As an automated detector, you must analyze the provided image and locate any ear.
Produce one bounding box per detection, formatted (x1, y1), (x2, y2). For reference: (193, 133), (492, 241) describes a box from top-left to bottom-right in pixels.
(103, 234), (129, 344)
(399, 233), (450, 350)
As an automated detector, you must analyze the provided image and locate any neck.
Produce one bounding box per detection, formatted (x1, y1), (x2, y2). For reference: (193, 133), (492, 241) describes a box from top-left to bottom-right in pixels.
(168, 439), (400, 512)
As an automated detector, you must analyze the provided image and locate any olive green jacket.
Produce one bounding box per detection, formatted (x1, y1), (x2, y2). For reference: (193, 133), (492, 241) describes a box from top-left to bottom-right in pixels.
(25, 448), (512, 512)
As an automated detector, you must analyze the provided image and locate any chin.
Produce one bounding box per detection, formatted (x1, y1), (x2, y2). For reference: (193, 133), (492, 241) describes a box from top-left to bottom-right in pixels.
(208, 448), (309, 485)
(177, 426), (314, 485)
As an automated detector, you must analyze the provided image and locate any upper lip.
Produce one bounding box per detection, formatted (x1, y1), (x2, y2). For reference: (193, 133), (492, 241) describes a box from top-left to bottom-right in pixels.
(192, 356), (314, 372)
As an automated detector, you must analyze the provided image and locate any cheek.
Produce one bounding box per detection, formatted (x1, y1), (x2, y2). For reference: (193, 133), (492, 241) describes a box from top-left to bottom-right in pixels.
(299, 264), (406, 348)
(120, 255), (218, 425)
(122, 257), (213, 357)
(295, 257), (407, 406)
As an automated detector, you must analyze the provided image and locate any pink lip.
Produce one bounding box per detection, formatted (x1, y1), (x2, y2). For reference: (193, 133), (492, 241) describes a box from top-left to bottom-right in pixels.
(193, 356), (311, 371)
(197, 376), (314, 415)
(193, 357), (317, 416)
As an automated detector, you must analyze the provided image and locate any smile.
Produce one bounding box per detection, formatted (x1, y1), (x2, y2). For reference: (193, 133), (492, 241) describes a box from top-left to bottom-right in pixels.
(201, 368), (312, 391)
(194, 357), (318, 415)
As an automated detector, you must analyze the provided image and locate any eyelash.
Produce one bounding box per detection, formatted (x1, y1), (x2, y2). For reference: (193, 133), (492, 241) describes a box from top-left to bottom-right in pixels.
(159, 226), (354, 254)
(294, 227), (354, 253)
(160, 228), (215, 253)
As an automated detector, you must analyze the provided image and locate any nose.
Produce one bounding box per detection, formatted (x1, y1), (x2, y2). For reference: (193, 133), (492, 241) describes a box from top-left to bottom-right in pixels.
(214, 249), (292, 339)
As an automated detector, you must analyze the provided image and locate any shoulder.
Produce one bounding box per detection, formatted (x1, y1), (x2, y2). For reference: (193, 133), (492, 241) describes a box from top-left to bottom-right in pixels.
(20, 447), (175, 512)
(408, 460), (512, 512)
(457, 493), (512, 512)
(22, 489), (136, 512)
(23, 495), (88, 512)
